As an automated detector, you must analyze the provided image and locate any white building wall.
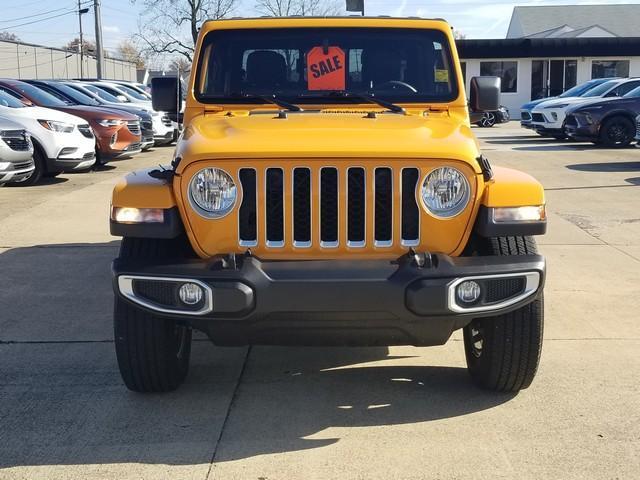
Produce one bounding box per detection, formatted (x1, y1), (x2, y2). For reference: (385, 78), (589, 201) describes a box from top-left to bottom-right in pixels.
(0, 41), (137, 81)
(462, 56), (640, 119)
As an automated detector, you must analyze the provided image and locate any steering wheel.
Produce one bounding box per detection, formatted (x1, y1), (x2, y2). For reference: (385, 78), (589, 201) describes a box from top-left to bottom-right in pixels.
(374, 81), (418, 93)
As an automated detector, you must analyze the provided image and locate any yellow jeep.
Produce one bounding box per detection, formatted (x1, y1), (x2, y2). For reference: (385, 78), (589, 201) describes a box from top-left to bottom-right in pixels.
(110, 17), (546, 393)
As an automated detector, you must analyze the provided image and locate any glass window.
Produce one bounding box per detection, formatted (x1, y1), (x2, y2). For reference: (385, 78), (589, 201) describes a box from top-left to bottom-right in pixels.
(480, 61), (517, 93)
(624, 86), (640, 98)
(592, 60), (629, 79)
(582, 80), (619, 97)
(196, 27), (459, 105)
(0, 90), (26, 108)
(609, 80), (640, 97)
(77, 83), (121, 103)
(4, 82), (68, 108)
(460, 62), (466, 86)
(116, 84), (149, 101)
(564, 60), (577, 92)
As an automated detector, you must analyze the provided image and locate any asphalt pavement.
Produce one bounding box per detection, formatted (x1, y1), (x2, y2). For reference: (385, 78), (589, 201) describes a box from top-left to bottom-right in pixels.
(1, 124), (639, 479)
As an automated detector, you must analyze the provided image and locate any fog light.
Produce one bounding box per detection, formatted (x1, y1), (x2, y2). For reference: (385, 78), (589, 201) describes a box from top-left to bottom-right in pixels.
(179, 283), (203, 305)
(457, 281), (481, 304)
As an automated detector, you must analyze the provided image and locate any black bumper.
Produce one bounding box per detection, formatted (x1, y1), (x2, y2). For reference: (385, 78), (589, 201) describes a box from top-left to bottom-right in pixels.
(565, 124), (598, 141)
(113, 253), (545, 347)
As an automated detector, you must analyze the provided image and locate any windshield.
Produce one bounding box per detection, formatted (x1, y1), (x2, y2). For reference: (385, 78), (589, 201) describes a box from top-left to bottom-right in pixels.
(582, 80), (618, 98)
(7, 82), (69, 107)
(90, 84), (130, 102)
(52, 83), (101, 106)
(196, 28), (458, 105)
(74, 83), (120, 103)
(560, 79), (607, 98)
(0, 90), (25, 108)
(116, 84), (149, 101)
(624, 86), (640, 98)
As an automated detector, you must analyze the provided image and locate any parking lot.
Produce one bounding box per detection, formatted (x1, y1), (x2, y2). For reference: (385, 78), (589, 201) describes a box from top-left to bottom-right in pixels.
(0, 122), (639, 479)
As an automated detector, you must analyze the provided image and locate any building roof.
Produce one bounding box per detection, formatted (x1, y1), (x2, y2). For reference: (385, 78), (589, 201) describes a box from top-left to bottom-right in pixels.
(507, 4), (640, 38)
(457, 36), (640, 59)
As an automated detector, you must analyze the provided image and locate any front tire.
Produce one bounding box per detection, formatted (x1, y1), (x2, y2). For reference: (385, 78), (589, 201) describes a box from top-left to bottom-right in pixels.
(463, 236), (544, 392)
(18, 147), (46, 186)
(114, 237), (194, 393)
(477, 112), (496, 128)
(599, 116), (634, 148)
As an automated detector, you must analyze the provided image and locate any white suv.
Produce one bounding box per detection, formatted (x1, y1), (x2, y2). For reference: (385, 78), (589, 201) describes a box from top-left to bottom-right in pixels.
(531, 78), (640, 138)
(0, 117), (34, 185)
(0, 90), (95, 185)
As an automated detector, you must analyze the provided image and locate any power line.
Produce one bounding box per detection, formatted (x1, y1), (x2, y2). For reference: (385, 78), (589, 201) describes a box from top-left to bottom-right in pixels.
(0, 10), (80, 31)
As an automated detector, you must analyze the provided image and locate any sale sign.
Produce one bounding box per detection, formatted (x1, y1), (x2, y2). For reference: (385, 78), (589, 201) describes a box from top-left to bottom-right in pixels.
(307, 46), (346, 91)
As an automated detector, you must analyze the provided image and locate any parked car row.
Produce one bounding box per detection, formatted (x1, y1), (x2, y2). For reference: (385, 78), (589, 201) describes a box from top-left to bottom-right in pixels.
(0, 79), (178, 186)
(521, 77), (640, 148)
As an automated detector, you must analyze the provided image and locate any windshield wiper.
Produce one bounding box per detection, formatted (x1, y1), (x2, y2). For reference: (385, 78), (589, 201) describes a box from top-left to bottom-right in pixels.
(232, 93), (303, 112)
(324, 91), (406, 114)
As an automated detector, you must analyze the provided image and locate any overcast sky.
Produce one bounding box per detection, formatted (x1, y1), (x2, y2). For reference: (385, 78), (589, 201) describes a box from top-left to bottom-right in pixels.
(2, 0), (640, 55)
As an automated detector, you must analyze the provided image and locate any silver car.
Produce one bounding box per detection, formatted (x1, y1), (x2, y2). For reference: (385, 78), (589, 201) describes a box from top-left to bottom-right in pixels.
(0, 117), (35, 185)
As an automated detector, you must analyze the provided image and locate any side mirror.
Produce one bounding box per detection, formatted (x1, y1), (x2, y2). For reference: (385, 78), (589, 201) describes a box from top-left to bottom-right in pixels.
(152, 77), (182, 113)
(116, 95), (128, 102)
(470, 76), (501, 112)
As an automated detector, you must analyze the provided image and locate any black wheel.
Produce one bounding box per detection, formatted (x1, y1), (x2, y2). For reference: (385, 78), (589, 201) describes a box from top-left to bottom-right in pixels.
(478, 112), (496, 128)
(552, 134), (567, 140)
(43, 171), (62, 178)
(463, 236), (544, 392)
(599, 116), (634, 148)
(17, 146), (45, 186)
(114, 237), (195, 393)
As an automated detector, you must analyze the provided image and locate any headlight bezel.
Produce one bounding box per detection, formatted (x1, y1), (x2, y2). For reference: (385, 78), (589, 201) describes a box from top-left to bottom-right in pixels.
(419, 166), (471, 219)
(37, 119), (75, 133)
(188, 167), (238, 219)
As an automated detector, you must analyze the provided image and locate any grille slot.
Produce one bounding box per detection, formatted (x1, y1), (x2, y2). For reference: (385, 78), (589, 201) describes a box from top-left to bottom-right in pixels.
(2, 130), (30, 151)
(401, 168), (420, 245)
(531, 113), (545, 123)
(320, 168), (339, 247)
(347, 167), (366, 247)
(293, 168), (311, 247)
(265, 168), (284, 247)
(78, 124), (93, 138)
(239, 168), (257, 246)
(374, 168), (393, 246)
(521, 111), (532, 121)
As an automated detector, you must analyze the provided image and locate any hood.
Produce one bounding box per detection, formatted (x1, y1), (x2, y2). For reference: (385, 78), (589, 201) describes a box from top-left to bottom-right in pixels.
(521, 97), (556, 110)
(0, 104), (86, 125)
(0, 116), (25, 131)
(532, 96), (592, 111)
(568, 96), (639, 114)
(176, 110), (481, 173)
(55, 105), (138, 121)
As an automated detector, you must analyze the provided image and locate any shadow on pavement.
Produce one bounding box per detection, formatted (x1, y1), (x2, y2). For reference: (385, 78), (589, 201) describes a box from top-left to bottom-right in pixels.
(0, 243), (514, 468)
(567, 161), (640, 173)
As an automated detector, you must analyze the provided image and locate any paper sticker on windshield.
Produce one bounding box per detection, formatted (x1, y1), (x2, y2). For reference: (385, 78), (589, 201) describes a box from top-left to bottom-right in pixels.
(307, 46), (346, 91)
(435, 69), (449, 83)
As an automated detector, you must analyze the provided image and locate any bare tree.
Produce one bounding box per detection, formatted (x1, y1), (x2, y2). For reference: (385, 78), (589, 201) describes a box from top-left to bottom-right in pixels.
(117, 40), (147, 69)
(134, 0), (237, 63)
(453, 29), (466, 40)
(0, 31), (21, 42)
(169, 57), (191, 74)
(64, 38), (97, 55)
(255, 0), (342, 16)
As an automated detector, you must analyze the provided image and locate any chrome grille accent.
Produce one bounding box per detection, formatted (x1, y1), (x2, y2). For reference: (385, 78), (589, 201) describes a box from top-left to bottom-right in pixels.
(127, 120), (141, 136)
(237, 166), (421, 250)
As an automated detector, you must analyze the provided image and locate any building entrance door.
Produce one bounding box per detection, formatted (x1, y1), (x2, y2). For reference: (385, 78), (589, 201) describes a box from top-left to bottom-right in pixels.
(531, 59), (577, 99)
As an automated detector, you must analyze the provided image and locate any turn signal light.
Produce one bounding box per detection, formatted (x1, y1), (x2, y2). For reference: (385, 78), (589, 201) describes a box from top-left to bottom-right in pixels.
(111, 206), (164, 224)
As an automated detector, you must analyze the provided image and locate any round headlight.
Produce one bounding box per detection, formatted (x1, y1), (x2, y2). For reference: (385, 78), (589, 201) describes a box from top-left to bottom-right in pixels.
(420, 167), (470, 218)
(188, 167), (237, 218)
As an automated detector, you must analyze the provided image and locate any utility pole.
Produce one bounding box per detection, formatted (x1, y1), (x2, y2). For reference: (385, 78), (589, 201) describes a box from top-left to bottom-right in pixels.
(77, 1), (89, 78)
(94, 0), (105, 79)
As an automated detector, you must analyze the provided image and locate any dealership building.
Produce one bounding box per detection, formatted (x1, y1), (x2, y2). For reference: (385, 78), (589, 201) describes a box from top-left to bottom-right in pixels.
(457, 4), (640, 118)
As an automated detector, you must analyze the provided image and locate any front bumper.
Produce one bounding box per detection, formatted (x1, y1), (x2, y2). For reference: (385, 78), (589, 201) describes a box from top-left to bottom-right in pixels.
(113, 253), (545, 347)
(565, 122), (598, 141)
(0, 160), (35, 184)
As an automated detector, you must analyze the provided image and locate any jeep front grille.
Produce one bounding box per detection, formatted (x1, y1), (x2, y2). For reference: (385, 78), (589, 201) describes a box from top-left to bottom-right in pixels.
(238, 166), (421, 249)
